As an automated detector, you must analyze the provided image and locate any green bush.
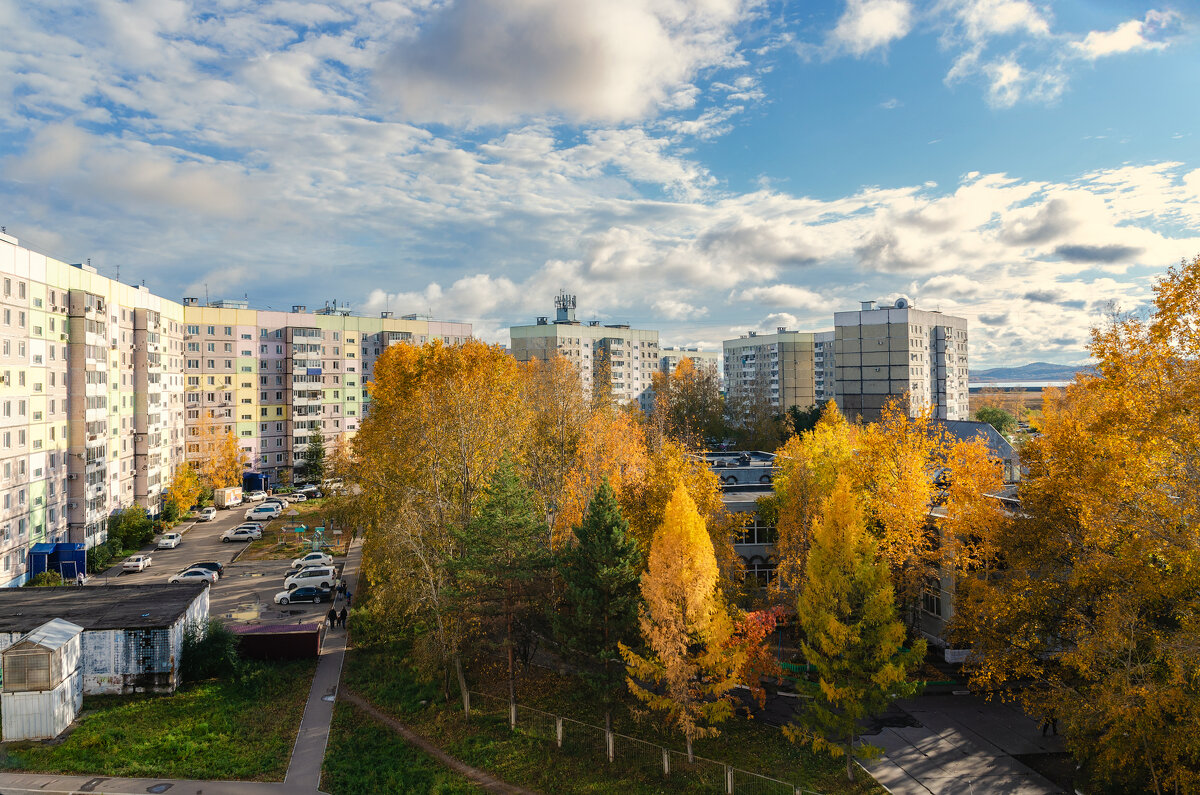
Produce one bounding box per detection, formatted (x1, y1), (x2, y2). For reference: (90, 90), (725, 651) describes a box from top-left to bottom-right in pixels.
(182, 619), (242, 682)
(161, 499), (181, 524)
(107, 505), (154, 550)
(26, 571), (65, 587)
(87, 541), (119, 573)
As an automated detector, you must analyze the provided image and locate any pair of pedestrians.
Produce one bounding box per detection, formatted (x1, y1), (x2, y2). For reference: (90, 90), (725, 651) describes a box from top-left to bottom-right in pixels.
(326, 606), (348, 629)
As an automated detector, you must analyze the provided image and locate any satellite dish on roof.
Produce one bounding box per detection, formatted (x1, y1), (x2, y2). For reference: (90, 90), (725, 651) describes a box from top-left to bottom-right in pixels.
(894, 296), (912, 309)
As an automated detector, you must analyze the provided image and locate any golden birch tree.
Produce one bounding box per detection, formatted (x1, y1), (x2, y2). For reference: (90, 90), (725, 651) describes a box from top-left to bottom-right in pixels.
(952, 255), (1200, 794)
(620, 481), (741, 762)
(522, 355), (588, 527)
(194, 412), (248, 489)
(163, 462), (202, 518)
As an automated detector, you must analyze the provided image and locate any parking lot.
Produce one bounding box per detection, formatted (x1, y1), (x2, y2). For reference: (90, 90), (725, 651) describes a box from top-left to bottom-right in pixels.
(92, 502), (347, 626)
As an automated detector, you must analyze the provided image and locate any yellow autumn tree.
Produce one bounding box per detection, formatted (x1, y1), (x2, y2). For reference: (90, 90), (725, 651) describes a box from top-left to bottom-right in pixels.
(952, 255), (1200, 794)
(354, 339), (531, 712)
(522, 355), (588, 526)
(194, 412), (248, 489)
(649, 357), (725, 447)
(772, 400), (858, 590)
(163, 462), (201, 519)
(620, 481), (741, 762)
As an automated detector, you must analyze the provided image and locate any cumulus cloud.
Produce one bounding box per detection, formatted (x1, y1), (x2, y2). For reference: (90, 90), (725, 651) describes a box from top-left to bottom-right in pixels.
(732, 284), (826, 310)
(826, 0), (913, 57)
(1073, 10), (1181, 60)
(377, 0), (748, 125)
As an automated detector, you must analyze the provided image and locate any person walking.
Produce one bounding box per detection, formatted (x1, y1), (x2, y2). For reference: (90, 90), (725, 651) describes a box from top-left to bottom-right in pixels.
(338, 607), (348, 629)
(326, 607), (338, 628)
(345, 590), (352, 608)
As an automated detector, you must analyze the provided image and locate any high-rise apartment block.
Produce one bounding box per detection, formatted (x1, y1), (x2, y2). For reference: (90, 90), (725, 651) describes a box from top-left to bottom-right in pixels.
(0, 233), (469, 585)
(722, 328), (817, 410)
(814, 330), (835, 403)
(509, 295), (659, 412)
(834, 298), (969, 422)
(659, 347), (721, 378)
(179, 301), (469, 483)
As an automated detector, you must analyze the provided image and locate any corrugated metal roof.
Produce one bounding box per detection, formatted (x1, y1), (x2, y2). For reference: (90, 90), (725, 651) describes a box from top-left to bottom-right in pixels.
(8, 619), (83, 651)
(0, 584), (207, 633)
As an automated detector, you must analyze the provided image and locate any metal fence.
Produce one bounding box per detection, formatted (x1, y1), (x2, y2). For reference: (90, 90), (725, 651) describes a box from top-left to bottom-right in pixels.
(466, 691), (822, 795)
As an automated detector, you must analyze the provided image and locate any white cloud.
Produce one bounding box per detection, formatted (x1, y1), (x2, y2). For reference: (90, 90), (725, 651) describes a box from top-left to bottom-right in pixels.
(733, 284), (826, 310)
(826, 0), (913, 57)
(377, 0), (750, 125)
(1073, 10), (1181, 60)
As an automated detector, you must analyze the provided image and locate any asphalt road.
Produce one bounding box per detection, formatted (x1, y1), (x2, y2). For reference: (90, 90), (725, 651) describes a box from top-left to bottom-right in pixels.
(91, 502), (346, 627)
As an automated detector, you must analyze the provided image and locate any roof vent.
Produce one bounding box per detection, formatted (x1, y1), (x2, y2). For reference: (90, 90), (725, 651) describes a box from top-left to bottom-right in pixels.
(861, 300), (876, 311)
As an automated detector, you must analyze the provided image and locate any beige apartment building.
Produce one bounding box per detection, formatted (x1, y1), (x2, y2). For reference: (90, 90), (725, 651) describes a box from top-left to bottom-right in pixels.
(659, 347), (721, 379)
(509, 295), (659, 412)
(834, 297), (969, 422)
(722, 328), (818, 411)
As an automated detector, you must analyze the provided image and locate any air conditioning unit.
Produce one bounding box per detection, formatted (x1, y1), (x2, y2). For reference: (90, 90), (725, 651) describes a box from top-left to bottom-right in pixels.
(67, 501), (78, 508)
(67, 473), (78, 480)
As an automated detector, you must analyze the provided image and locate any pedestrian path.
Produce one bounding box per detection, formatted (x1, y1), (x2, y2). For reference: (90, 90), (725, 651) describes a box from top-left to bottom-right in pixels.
(283, 534), (363, 793)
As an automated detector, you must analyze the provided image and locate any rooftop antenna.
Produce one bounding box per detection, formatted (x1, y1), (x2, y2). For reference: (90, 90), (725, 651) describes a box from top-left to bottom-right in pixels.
(205, 283), (209, 306)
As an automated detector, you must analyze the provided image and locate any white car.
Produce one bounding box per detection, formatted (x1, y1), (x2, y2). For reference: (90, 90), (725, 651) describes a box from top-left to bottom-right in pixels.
(244, 504), (280, 521)
(221, 527), (262, 542)
(169, 567), (217, 584)
(285, 493), (307, 503)
(283, 566), (336, 591)
(262, 498), (288, 510)
(245, 490), (267, 501)
(122, 554), (153, 573)
(291, 551), (334, 569)
(157, 533), (182, 549)
(197, 507), (217, 522)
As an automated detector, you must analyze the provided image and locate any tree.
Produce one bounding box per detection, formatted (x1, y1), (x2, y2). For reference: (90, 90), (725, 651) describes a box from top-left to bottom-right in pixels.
(725, 377), (787, 451)
(952, 255), (1200, 794)
(326, 433), (355, 486)
(301, 425), (326, 484)
(554, 478), (642, 732)
(106, 505), (154, 550)
(523, 356), (588, 528)
(453, 458), (551, 712)
(788, 477), (925, 782)
(650, 357), (726, 446)
(787, 404), (822, 437)
(194, 413), (249, 489)
(164, 462), (202, 519)
(621, 482), (740, 762)
(973, 405), (1016, 436)
(354, 340), (531, 713)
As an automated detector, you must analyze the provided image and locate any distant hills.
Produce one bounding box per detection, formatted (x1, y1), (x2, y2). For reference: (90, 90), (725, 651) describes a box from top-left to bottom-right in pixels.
(970, 362), (1094, 382)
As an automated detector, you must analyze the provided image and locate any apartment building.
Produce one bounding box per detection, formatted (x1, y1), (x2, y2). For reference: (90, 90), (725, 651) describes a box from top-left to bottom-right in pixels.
(180, 301), (471, 484)
(722, 328), (818, 411)
(814, 331), (835, 403)
(509, 294), (659, 412)
(834, 297), (969, 422)
(0, 233), (187, 583)
(0, 233), (469, 584)
(659, 347), (721, 379)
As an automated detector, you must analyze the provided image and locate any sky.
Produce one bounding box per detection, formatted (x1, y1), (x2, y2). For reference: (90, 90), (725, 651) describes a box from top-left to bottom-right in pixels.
(1, 0), (1197, 368)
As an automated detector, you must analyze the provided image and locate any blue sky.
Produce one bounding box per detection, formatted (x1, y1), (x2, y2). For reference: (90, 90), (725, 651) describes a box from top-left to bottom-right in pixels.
(1, 0), (1197, 366)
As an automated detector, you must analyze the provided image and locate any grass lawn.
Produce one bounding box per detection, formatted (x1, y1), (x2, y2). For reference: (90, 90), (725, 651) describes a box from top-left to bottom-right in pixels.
(342, 641), (883, 795)
(241, 500), (350, 562)
(322, 700), (483, 795)
(1, 659), (315, 781)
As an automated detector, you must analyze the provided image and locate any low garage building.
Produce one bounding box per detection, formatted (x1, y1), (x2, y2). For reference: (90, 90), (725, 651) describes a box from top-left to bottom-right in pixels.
(0, 583), (209, 695)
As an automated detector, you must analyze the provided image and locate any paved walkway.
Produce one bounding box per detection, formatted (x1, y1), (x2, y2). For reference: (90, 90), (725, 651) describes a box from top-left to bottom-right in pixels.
(861, 693), (1067, 794)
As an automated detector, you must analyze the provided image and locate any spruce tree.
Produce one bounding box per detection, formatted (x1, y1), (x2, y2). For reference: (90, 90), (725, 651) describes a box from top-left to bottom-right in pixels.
(302, 425), (326, 484)
(554, 478), (641, 732)
(788, 476), (925, 782)
(453, 458), (551, 710)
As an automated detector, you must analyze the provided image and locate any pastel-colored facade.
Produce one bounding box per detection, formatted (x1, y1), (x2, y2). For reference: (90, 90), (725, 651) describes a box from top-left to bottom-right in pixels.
(509, 295), (659, 412)
(814, 330), (835, 403)
(834, 298), (969, 422)
(180, 302), (471, 483)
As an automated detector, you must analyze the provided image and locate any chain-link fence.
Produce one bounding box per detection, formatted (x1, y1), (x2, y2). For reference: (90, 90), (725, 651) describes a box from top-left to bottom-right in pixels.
(467, 691), (824, 795)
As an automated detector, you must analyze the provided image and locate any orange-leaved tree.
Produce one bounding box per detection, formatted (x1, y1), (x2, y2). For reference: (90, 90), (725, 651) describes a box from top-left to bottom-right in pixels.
(620, 481), (741, 763)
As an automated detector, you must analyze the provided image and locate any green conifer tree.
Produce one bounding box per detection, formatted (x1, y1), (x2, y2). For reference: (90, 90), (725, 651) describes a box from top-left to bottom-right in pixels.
(788, 476), (926, 781)
(453, 458), (552, 710)
(553, 478), (642, 732)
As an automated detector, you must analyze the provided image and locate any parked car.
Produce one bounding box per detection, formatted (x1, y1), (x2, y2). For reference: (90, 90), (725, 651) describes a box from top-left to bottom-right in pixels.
(157, 532), (182, 549)
(169, 567), (217, 584)
(245, 490), (267, 502)
(262, 498), (288, 509)
(189, 561), (224, 579)
(296, 484), (319, 495)
(286, 493), (307, 502)
(283, 565), (336, 591)
(122, 554), (153, 573)
(238, 522), (266, 532)
(244, 504), (280, 521)
(221, 527), (262, 542)
(291, 551), (333, 569)
(273, 586), (333, 605)
(197, 507), (217, 522)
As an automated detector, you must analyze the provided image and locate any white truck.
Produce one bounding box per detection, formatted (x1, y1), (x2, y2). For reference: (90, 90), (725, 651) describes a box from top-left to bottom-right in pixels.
(214, 486), (244, 509)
